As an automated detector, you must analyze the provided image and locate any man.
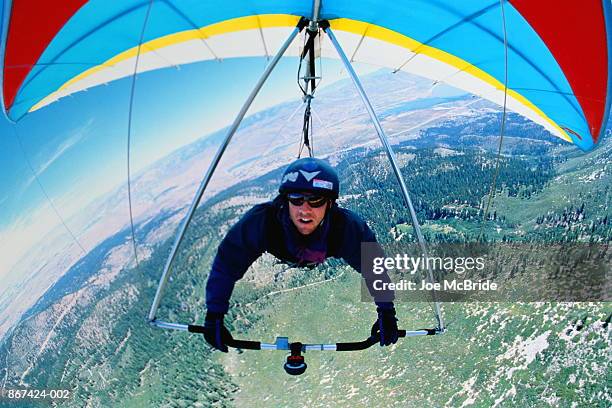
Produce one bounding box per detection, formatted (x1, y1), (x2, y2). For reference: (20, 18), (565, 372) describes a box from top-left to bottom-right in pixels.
(204, 157), (398, 352)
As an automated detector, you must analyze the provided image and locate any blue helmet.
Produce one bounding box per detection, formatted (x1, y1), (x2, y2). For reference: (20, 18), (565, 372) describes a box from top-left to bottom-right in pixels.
(279, 158), (339, 199)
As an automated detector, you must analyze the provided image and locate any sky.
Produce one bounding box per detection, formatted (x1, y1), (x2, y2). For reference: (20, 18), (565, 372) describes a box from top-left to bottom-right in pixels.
(0, 56), (377, 279)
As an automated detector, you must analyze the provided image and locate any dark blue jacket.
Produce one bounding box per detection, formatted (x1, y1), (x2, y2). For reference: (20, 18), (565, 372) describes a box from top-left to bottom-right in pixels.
(206, 196), (393, 314)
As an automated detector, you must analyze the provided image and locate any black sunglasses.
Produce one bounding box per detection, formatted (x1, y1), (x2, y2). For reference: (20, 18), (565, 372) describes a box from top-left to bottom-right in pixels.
(286, 193), (328, 208)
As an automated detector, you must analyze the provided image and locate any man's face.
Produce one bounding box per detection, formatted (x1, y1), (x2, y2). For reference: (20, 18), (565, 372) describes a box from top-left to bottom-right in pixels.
(288, 192), (329, 235)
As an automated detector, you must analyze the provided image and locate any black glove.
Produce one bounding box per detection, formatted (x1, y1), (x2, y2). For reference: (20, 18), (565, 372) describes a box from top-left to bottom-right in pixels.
(371, 306), (399, 346)
(204, 311), (232, 353)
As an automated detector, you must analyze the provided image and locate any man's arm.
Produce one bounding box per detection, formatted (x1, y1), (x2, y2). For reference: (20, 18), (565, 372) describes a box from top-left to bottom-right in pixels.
(338, 209), (395, 306)
(338, 210), (399, 346)
(205, 205), (268, 314)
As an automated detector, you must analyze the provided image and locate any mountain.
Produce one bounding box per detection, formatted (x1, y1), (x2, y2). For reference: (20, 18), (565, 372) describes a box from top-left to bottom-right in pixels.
(1, 69), (609, 407)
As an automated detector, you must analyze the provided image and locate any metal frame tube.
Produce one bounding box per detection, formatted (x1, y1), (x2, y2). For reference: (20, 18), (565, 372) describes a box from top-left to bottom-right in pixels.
(311, 0), (322, 25)
(148, 26), (301, 322)
(324, 27), (444, 331)
(151, 320), (189, 331)
(149, 319), (436, 346)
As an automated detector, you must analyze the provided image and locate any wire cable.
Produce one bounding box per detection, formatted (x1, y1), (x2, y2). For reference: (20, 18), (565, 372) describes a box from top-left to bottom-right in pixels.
(478, 0), (509, 242)
(11, 125), (87, 255)
(296, 26), (323, 158)
(126, 0), (154, 267)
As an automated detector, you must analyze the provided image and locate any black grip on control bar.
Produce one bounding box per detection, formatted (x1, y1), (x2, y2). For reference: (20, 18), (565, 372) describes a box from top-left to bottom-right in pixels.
(188, 324), (261, 349)
(336, 329), (407, 351)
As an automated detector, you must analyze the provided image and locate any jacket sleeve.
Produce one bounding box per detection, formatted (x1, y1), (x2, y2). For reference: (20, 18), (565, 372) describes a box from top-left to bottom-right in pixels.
(339, 209), (395, 308)
(205, 205), (268, 314)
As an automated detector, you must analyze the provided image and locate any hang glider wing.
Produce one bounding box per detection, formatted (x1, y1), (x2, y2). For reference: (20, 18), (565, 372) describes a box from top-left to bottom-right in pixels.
(2, 0), (610, 150)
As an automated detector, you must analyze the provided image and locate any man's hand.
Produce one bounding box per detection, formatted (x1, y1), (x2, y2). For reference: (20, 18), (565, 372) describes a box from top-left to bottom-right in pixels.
(204, 311), (232, 352)
(371, 306), (399, 346)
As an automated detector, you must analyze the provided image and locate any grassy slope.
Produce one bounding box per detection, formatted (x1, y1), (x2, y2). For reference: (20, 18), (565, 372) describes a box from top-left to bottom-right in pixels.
(220, 271), (610, 407)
